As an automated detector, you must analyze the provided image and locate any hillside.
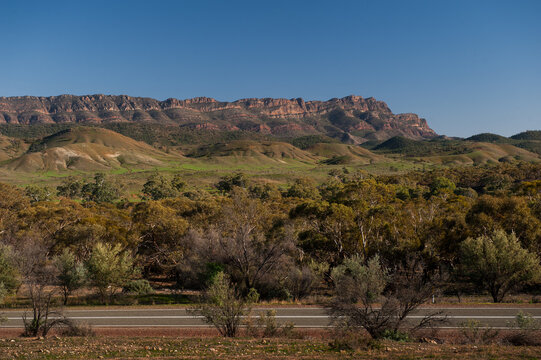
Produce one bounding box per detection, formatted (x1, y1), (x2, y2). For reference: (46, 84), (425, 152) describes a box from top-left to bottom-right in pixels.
(4, 127), (175, 171)
(305, 143), (382, 164)
(425, 142), (540, 165)
(186, 140), (319, 164)
(0, 134), (28, 162)
(0, 94), (437, 142)
(511, 130), (541, 141)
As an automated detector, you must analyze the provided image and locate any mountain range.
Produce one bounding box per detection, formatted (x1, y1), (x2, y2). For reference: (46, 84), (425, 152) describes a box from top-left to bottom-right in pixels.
(0, 94), (436, 142)
(0, 94), (538, 177)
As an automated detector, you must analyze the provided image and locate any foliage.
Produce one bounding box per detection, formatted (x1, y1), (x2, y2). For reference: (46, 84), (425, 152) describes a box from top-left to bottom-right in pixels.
(204, 189), (295, 293)
(328, 255), (444, 339)
(511, 311), (540, 331)
(25, 185), (54, 202)
(0, 244), (20, 294)
(215, 172), (248, 192)
(81, 173), (121, 203)
(19, 244), (66, 338)
(190, 271), (259, 337)
(86, 242), (137, 304)
(54, 249), (87, 305)
(459, 319), (500, 344)
(429, 176), (456, 197)
(246, 309), (297, 338)
(285, 178), (321, 199)
(132, 200), (189, 273)
(0, 282), (6, 305)
(459, 230), (541, 302)
(505, 311), (541, 346)
(142, 173), (186, 200)
(284, 266), (318, 300)
(123, 279), (154, 295)
(0, 160), (541, 306)
(56, 176), (84, 198)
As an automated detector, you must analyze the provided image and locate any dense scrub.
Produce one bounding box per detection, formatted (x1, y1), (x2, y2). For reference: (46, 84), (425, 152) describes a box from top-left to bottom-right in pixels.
(0, 162), (540, 305)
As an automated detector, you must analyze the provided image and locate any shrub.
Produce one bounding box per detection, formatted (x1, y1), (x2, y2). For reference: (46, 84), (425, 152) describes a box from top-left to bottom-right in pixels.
(459, 319), (499, 345)
(54, 249), (87, 305)
(86, 242), (137, 304)
(328, 255), (445, 339)
(505, 311), (541, 346)
(246, 310), (298, 338)
(123, 279), (154, 295)
(381, 329), (411, 342)
(59, 320), (95, 337)
(189, 272), (258, 337)
(459, 230), (541, 302)
(328, 324), (382, 352)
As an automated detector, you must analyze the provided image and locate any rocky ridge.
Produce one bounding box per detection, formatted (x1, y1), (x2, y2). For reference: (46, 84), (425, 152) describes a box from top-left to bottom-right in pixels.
(0, 94), (437, 140)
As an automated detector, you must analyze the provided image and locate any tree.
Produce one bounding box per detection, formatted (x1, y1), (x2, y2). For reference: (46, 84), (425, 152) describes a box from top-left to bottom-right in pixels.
(22, 260), (64, 337)
(459, 230), (541, 302)
(466, 195), (541, 254)
(54, 249), (87, 305)
(86, 242), (137, 304)
(56, 176), (84, 199)
(142, 174), (185, 200)
(285, 178), (320, 199)
(328, 255), (444, 339)
(0, 183), (29, 240)
(15, 238), (66, 337)
(81, 173), (121, 203)
(25, 185), (54, 203)
(290, 200), (357, 266)
(429, 177), (456, 197)
(215, 173), (248, 193)
(0, 244), (20, 295)
(132, 201), (189, 273)
(207, 189), (295, 292)
(190, 271), (258, 337)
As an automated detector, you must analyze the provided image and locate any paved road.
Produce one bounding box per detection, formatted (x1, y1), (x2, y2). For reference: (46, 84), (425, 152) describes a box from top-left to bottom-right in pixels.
(1, 307), (540, 329)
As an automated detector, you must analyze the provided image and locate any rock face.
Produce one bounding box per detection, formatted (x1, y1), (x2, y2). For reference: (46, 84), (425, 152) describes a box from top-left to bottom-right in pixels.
(0, 94), (437, 140)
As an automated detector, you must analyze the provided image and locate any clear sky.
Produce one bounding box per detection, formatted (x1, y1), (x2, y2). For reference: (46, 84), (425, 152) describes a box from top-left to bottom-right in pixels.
(0, 0), (539, 137)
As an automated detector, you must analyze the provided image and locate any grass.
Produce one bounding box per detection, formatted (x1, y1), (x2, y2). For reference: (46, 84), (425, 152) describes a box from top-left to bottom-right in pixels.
(0, 336), (540, 359)
(0, 125), (539, 190)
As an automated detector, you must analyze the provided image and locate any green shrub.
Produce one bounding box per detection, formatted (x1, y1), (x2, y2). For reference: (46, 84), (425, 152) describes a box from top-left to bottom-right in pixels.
(123, 279), (154, 295)
(381, 329), (411, 342)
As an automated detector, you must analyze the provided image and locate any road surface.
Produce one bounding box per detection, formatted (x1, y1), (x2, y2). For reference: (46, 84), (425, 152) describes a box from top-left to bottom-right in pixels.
(1, 307), (540, 329)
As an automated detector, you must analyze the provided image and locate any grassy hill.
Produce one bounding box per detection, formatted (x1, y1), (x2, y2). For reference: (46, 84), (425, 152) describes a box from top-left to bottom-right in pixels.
(0, 134), (28, 162)
(186, 140), (319, 165)
(0, 125), (539, 190)
(511, 130), (541, 140)
(4, 127), (176, 172)
(425, 142), (540, 165)
(466, 133), (508, 142)
(305, 143), (382, 164)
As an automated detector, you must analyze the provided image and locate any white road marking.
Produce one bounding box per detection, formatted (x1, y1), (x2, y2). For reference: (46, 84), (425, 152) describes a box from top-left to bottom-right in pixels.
(3, 315), (540, 320)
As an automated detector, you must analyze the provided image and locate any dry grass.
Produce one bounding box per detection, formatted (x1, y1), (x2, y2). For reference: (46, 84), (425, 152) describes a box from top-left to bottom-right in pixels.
(0, 329), (540, 359)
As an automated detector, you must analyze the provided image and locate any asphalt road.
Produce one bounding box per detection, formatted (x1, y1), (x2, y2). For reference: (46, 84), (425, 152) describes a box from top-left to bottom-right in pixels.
(1, 307), (540, 329)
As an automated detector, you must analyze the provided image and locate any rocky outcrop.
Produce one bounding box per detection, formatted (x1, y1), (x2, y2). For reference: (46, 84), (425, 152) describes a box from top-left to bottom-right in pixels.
(0, 94), (437, 140)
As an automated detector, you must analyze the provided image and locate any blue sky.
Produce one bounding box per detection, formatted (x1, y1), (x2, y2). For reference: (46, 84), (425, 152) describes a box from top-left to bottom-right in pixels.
(0, 0), (539, 137)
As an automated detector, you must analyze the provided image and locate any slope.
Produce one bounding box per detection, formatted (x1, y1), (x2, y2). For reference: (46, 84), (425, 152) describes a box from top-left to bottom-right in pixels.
(305, 143), (383, 164)
(186, 140), (319, 165)
(4, 127), (177, 172)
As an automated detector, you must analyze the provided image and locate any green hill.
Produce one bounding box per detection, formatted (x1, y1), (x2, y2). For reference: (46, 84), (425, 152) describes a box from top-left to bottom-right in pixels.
(305, 143), (382, 165)
(186, 140), (318, 165)
(4, 127), (175, 172)
(466, 133), (508, 142)
(510, 130), (541, 140)
(0, 134), (28, 162)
